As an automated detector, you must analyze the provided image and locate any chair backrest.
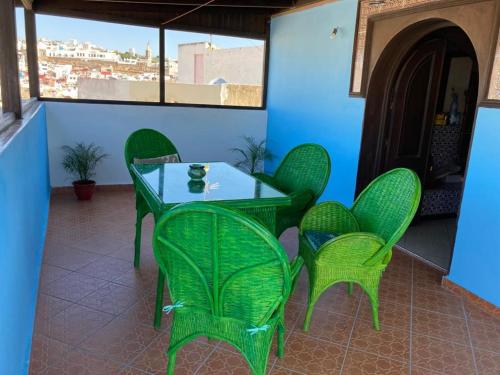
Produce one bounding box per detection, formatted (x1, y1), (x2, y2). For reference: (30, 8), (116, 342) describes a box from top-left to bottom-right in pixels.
(153, 203), (292, 326)
(351, 168), (421, 246)
(124, 128), (180, 171)
(273, 143), (331, 199)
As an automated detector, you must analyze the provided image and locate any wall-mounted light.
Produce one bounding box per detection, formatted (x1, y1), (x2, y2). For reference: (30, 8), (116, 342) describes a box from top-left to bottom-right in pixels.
(330, 27), (339, 39)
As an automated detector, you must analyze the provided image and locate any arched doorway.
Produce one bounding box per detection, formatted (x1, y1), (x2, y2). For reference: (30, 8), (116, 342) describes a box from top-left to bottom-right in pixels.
(356, 22), (479, 272)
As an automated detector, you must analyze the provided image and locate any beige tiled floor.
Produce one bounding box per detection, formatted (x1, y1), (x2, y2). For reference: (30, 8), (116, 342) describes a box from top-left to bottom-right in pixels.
(30, 191), (500, 374)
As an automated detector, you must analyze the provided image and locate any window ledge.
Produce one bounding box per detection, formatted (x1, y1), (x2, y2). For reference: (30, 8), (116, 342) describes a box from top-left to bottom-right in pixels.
(0, 112), (16, 133)
(39, 97), (266, 111)
(0, 100), (42, 153)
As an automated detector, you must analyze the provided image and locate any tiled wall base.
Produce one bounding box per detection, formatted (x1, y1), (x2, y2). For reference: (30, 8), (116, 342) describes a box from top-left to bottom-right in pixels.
(52, 184), (134, 194)
(442, 277), (500, 318)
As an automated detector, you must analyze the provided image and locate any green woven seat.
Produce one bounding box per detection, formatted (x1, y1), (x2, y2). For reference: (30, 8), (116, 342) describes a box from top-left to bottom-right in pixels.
(253, 143), (331, 236)
(298, 168), (421, 331)
(153, 203), (303, 375)
(124, 128), (181, 267)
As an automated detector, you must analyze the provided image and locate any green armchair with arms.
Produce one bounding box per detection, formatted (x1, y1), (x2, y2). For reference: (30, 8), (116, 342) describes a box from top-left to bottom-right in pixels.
(298, 168), (421, 331)
(253, 143), (331, 237)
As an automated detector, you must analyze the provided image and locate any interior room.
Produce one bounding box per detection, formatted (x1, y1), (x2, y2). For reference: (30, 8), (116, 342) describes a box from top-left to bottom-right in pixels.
(394, 27), (479, 271)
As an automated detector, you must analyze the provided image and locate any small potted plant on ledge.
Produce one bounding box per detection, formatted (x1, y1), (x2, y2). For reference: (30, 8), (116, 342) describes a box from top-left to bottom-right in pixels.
(231, 136), (273, 174)
(62, 142), (108, 201)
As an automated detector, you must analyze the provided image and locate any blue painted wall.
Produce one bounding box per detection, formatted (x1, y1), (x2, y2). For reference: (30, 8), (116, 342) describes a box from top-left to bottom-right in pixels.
(0, 105), (51, 374)
(266, 1), (499, 306)
(266, 0), (365, 205)
(448, 107), (500, 306)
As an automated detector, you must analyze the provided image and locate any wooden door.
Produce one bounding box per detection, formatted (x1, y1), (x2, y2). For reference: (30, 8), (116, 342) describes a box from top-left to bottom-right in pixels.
(383, 39), (446, 185)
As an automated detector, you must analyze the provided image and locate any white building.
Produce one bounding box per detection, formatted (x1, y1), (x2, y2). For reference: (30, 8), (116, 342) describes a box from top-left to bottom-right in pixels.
(38, 39), (120, 62)
(177, 42), (264, 85)
(53, 64), (72, 79)
(165, 58), (178, 79)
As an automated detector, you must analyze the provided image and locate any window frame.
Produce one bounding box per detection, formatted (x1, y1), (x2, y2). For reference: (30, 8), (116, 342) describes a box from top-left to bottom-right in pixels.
(1, 5), (35, 132)
(33, 15), (270, 110)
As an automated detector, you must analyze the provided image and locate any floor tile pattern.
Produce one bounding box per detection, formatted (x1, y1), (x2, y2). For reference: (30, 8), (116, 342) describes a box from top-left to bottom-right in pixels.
(29, 191), (500, 374)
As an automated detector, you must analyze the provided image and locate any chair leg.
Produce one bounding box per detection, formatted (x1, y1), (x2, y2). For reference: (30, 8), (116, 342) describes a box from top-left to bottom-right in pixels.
(167, 351), (176, 375)
(364, 286), (380, 331)
(134, 210), (143, 268)
(303, 300), (316, 332)
(277, 322), (284, 358)
(370, 296), (380, 331)
(303, 273), (318, 332)
(347, 282), (354, 295)
(154, 268), (166, 329)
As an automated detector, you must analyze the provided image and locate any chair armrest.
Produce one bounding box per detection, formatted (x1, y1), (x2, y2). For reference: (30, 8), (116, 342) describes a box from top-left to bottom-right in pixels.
(315, 232), (386, 266)
(290, 256), (304, 282)
(289, 190), (315, 211)
(252, 172), (279, 189)
(299, 201), (360, 235)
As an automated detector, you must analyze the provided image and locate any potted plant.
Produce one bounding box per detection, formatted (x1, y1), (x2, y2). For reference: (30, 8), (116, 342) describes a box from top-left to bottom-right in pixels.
(231, 136), (273, 174)
(61, 142), (108, 201)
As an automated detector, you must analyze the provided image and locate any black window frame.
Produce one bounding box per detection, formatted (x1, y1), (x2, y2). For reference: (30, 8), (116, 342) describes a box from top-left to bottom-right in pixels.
(33, 14), (270, 110)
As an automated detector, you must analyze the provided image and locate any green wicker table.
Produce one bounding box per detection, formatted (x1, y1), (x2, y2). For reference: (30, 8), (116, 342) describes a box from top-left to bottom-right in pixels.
(130, 161), (292, 327)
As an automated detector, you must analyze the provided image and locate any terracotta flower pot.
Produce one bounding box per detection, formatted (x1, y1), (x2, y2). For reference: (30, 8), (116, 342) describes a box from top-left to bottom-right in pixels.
(73, 180), (96, 201)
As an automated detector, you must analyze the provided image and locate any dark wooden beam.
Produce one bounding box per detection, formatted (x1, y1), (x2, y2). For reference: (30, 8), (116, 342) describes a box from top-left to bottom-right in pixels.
(25, 9), (40, 98)
(0, 0), (22, 117)
(81, 0), (293, 9)
(21, 0), (33, 10)
(34, 0), (275, 37)
(159, 27), (165, 103)
(33, 0), (285, 16)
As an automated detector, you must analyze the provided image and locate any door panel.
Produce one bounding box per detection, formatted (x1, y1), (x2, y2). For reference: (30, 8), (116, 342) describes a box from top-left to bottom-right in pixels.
(384, 39), (446, 185)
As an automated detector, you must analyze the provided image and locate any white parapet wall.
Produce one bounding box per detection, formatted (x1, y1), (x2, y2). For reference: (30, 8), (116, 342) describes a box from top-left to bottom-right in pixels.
(77, 79), (263, 107)
(45, 101), (267, 187)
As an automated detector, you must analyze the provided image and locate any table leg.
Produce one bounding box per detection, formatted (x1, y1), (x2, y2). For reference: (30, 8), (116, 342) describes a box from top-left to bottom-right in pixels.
(134, 209), (142, 268)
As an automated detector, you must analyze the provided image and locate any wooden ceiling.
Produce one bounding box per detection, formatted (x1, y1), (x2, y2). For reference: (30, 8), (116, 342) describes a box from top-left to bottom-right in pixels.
(17, 0), (305, 38)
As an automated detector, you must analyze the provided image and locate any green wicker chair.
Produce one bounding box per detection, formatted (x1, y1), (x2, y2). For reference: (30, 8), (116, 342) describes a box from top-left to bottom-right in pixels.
(124, 128), (181, 268)
(253, 143), (331, 237)
(153, 202), (303, 375)
(298, 168), (421, 331)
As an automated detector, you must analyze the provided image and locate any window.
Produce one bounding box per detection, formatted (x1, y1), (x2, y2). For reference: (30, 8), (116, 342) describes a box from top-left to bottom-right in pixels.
(164, 30), (265, 107)
(32, 14), (266, 107)
(36, 15), (160, 102)
(16, 8), (31, 100)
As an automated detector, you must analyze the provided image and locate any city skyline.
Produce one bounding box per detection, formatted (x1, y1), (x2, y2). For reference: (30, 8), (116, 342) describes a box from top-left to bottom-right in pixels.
(15, 8), (264, 59)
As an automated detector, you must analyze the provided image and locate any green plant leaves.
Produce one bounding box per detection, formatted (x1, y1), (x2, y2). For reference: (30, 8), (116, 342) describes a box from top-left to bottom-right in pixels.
(61, 143), (108, 182)
(230, 136), (273, 173)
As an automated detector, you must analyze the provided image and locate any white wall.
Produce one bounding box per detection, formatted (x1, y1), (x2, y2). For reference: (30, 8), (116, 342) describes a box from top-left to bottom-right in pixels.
(46, 102), (267, 186)
(204, 46), (264, 85)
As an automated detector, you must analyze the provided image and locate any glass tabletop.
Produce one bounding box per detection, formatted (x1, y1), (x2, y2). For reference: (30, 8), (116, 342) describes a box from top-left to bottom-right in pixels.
(132, 162), (289, 206)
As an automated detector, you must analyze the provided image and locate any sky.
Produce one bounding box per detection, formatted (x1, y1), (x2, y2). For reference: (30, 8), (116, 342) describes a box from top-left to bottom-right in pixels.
(15, 9), (263, 59)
